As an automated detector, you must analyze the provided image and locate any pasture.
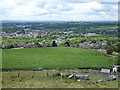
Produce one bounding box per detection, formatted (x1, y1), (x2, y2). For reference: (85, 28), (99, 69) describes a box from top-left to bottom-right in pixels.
(2, 47), (118, 69)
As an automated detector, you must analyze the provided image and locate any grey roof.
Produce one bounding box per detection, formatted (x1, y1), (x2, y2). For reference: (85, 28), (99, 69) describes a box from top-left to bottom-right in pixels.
(100, 69), (110, 73)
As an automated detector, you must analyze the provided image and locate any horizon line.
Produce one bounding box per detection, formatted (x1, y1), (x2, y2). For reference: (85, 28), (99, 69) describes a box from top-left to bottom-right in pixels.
(1, 20), (118, 22)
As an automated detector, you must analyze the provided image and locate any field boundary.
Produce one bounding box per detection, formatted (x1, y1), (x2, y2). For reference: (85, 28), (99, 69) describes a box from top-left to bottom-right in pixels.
(1, 68), (106, 72)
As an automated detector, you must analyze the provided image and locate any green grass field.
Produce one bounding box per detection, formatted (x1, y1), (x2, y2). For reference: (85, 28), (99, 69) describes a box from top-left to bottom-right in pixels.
(2, 47), (118, 69)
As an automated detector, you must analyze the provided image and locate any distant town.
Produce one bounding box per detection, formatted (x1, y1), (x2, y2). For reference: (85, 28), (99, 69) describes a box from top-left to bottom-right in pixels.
(1, 21), (119, 56)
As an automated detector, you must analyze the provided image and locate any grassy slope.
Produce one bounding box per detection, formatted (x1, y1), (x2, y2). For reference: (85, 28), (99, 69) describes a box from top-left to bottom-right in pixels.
(2, 47), (118, 69)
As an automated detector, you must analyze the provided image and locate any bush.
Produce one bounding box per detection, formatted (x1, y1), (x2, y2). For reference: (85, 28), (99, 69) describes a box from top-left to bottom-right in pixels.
(90, 40), (97, 43)
(64, 42), (70, 47)
(52, 41), (57, 47)
(5, 44), (14, 49)
(106, 45), (114, 54)
(53, 73), (61, 76)
(35, 42), (42, 47)
(113, 43), (120, 53)
(80, 39), (86, 43)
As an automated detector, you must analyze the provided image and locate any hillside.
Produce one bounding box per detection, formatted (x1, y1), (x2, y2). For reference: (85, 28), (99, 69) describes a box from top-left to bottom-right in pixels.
(2, 47), (118, 69)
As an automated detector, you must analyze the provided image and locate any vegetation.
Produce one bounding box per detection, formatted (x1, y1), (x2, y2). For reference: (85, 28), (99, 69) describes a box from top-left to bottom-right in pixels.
(1, 21), (119, 88)
(2, 70), (118, 88)
(2, 22), (119, 55)
(2, 22), (118, 36)
(52, 41), (57, 47)
(106, 45), (114, 55)
(2, 47), (118, 69)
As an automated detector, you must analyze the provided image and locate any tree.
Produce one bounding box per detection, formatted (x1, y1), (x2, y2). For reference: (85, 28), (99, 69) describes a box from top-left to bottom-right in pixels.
(76, 43), (80, 47)
(113, 42), (120, 53)
(107, 40), (112, 45)
(90, 40), (97, 43)
(35, 42), (41, 47)
(64, 41), (70, 47)
(52, 41), (57, 47)
(80, 39), (86, 43)
(106, 45), (114, 54)
(5, 44), (14, 49)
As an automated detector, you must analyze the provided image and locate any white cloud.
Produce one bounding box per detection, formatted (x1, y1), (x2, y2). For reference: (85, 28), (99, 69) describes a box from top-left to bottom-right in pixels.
(112, 5), (118, 9)
(68, 1), (104, 14)
(0, 0), (119, 21)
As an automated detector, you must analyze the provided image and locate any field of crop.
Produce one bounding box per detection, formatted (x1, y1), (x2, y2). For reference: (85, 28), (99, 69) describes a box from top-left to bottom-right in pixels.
(2, 47), (118, 69)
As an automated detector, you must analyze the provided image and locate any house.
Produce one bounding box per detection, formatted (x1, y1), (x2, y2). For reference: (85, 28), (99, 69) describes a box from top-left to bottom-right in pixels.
(17, 43), (27, 48)
(55, 38), (62, 46)
(112, 65), (120, 73)
(99, 40), (107, 46)
(84, 33), (97, 37)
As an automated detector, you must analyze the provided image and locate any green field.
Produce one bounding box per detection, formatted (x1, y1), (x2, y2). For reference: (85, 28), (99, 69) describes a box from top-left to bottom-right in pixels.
(2, 47), (118, 69)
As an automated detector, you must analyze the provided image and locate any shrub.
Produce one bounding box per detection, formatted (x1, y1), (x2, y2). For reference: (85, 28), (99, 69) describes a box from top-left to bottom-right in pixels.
(106, 45), (114, 54)
(5, 44), (14, 49)
(52, 41), (57, 47)
(64, 42), (70, 47)
(53, 73), (61, 76)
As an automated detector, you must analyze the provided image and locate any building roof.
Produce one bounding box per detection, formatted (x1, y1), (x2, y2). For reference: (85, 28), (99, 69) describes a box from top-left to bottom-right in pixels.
(100, 69), (110, 73)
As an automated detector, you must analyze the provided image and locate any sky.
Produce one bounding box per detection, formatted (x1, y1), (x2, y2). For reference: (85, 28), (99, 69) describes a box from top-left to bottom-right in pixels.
(0, 0), (119, 21)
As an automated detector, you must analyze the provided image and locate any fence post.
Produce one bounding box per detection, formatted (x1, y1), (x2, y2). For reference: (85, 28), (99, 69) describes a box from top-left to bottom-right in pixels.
(46, 72), (49, 76)
(32, 71), (35, 78)
(18, 70), (20, 77)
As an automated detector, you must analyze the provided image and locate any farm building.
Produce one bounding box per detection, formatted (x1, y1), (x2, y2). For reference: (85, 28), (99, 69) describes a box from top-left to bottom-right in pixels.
(100, 69), (110, 74)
